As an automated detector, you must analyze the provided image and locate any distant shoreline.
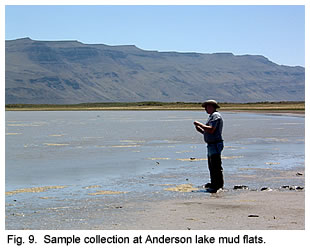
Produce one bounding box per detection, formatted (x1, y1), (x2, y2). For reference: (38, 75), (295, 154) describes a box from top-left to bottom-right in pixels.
(5, 101), (305, 113)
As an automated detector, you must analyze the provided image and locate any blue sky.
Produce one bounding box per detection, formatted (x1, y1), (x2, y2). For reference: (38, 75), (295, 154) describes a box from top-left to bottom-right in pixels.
(5, 5), (305, 66)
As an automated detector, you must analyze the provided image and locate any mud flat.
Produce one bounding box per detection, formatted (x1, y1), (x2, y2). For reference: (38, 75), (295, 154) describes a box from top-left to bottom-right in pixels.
(116, 189), (304, 230)
(5, 110), (304, 229)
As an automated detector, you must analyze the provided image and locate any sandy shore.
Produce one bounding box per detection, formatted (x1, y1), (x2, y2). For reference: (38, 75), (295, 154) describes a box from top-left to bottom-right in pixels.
(93, 167), (305, 230)
(6, 184), (305, 230)
(113, 189), (304, 230)
(5, 167), (305, 230)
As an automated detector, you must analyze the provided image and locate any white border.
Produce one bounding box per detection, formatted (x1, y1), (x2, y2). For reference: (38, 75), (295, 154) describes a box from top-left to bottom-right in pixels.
(1, 0), (308, 5)
(1, 1), (308, 250)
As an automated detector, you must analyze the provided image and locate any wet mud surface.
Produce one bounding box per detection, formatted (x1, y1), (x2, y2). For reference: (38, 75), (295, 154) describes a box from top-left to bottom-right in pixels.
(5, 111), (305, 229)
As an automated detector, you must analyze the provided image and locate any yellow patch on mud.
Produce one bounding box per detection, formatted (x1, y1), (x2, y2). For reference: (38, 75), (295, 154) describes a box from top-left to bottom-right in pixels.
(43, 143), (70, 146)
(39, 197), (56, 200)
(83, 185), (102, 189)
(164, 184), (199, 192)
(222, 156), (243, 159)
(265, 162), (280, 165)
(120, 140), (145, 143)
(6, 186), (67, 195)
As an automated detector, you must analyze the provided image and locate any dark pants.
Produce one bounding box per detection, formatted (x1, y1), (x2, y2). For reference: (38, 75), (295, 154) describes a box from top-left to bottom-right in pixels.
(208, 153), (224, 189)
(207, 142), (224, 189)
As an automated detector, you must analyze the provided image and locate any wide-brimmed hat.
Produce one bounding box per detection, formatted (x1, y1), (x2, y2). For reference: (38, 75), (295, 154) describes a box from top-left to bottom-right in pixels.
(201, 100), (220, 109)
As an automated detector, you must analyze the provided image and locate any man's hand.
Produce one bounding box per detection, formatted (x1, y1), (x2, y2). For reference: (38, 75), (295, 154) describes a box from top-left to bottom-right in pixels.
(194, 121), (204, 134)
(194, 120), (203, 127)
(193, 120), (216, 134)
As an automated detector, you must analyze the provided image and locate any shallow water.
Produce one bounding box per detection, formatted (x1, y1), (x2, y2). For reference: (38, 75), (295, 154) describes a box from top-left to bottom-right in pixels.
(5, 111), (305, 229)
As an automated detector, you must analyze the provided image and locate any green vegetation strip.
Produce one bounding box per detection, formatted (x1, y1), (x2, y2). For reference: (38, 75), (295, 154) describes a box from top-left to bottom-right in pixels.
(5, 101), (305, 112)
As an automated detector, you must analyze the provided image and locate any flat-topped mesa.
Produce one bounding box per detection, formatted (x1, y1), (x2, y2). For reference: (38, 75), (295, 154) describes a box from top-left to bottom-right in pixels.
(5, 38), (305, 104)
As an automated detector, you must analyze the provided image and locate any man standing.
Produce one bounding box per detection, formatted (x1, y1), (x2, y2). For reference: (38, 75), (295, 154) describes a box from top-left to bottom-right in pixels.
(194, 100), (224, 193)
